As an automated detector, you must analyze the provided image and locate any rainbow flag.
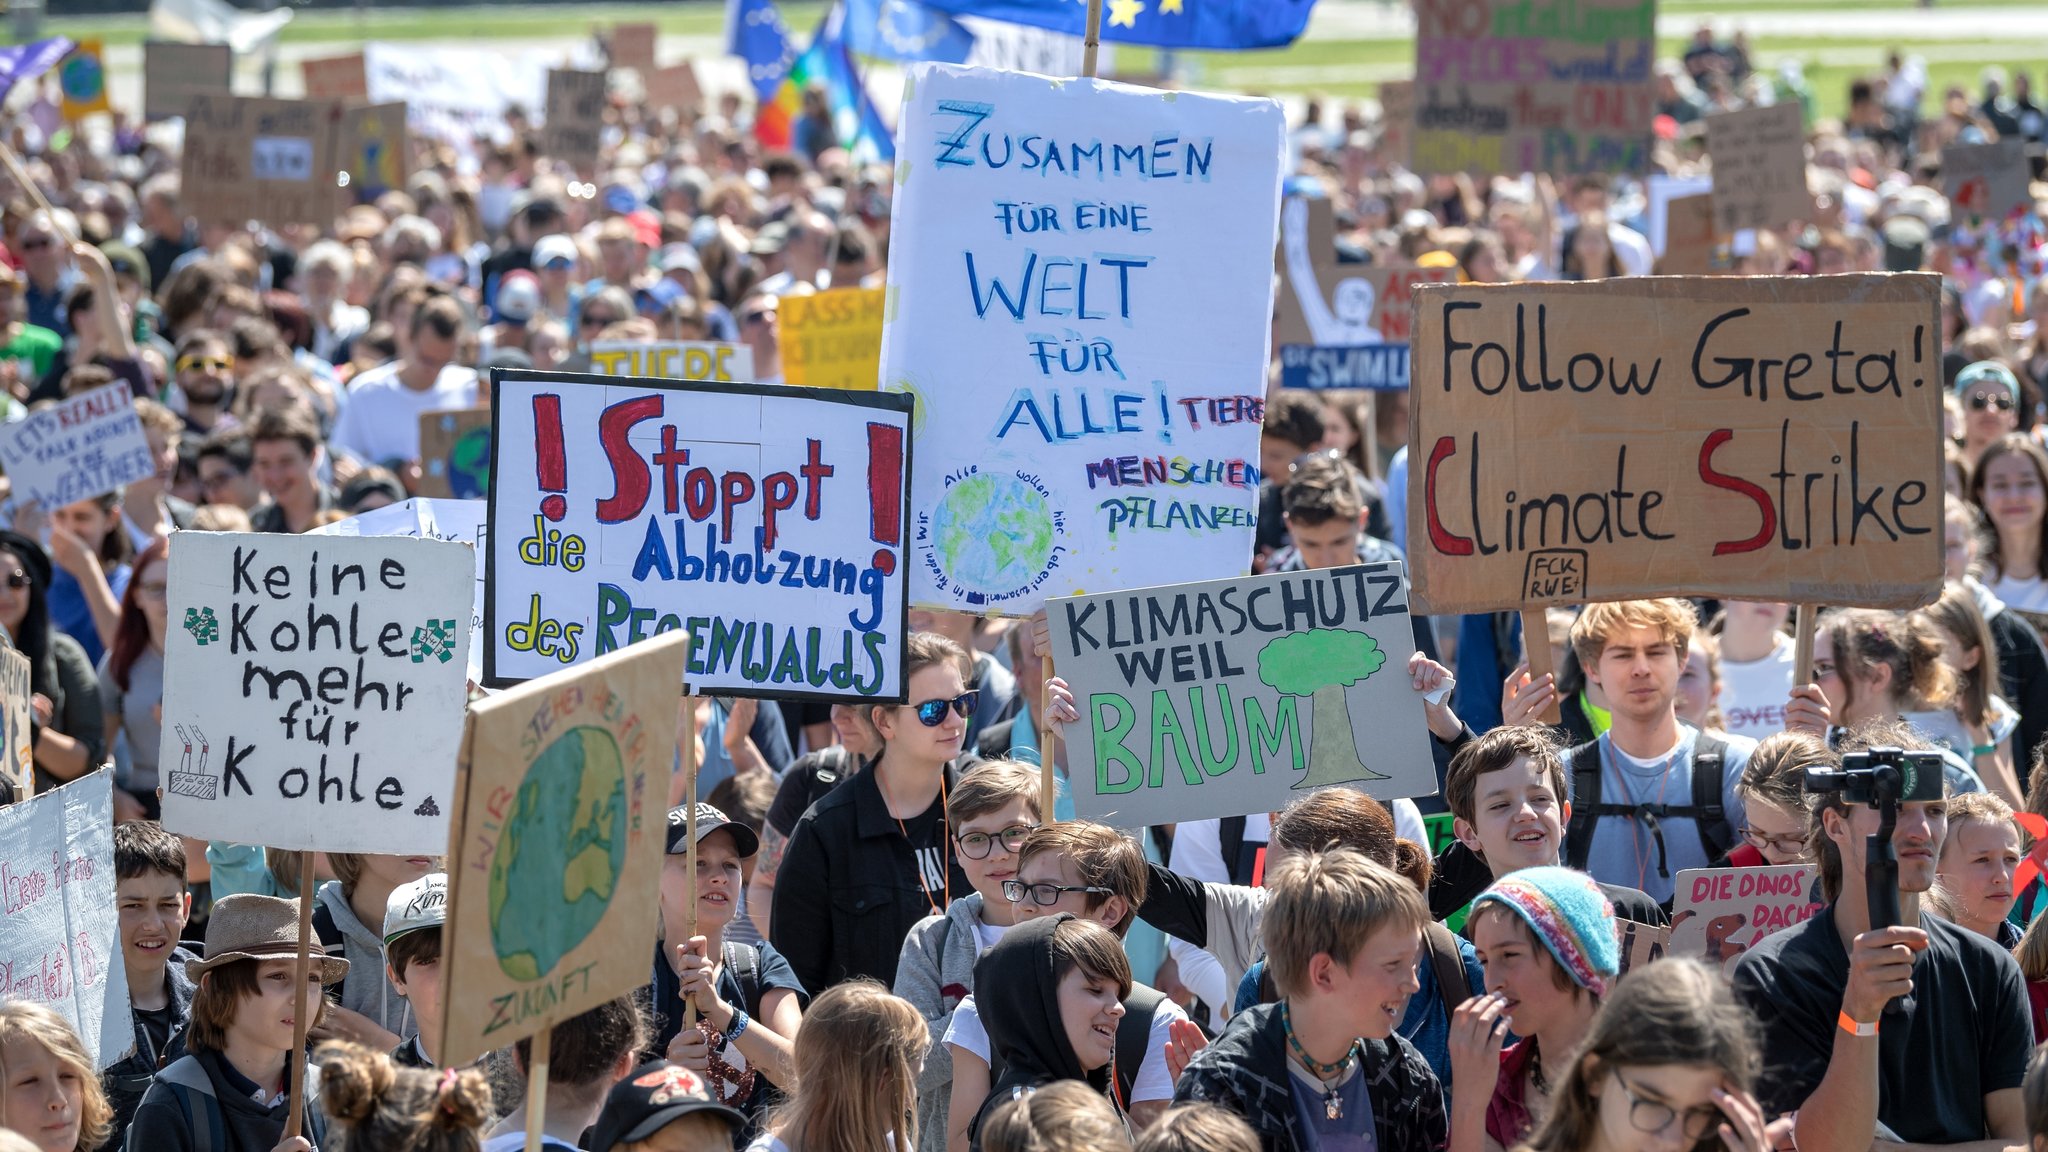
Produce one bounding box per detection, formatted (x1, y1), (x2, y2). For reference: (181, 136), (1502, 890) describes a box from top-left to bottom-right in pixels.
(755, 7), (895, 164)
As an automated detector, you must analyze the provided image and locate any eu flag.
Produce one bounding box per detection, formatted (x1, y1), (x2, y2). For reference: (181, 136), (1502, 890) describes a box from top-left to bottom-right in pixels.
(913, 0), (1315, 50)
(727, 0), (799, 102)
(842, 0), (977, 63)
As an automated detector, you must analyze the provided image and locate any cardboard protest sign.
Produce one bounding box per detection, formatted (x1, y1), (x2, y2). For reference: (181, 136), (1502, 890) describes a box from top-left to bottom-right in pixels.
(1047, 562), (1435, 826)
(544, 69), (607, 174)
(0, 771), (132, 1068)
(1378, 80), (1414, 169)
(145, 42), (232, 121)
(309, 499), (487, 680)
(0, 647), (30, 798)
(337, 102), (410, 203)
(178, 95), (339, 228)
(1276, 196), (1459, 389)
(300, 53), (368, 102)
(1658, 193), (1725, 275)
(0, 381), (158, 508)
(1406, 274), (1944, 615)
(1705, 103), (1810, 232)
(1670, 864), (1824, 963)
(418, 409), (492, 500)
(782, 287), (884, 391)
(588, 342), (754, 383)
(158, 532), (475, 854)
(1944, 138), (2034, 222)
(59, 40), (110, 120)
(485, 370), (913, 700)
(610, 22), (659, 74)
(438, 631), (688, 1069)
(1412, 0), (1655, 176)
(1615, 918), (1669, 976)
(881, 65), (1285, 615)
(647, 63), (703, 115)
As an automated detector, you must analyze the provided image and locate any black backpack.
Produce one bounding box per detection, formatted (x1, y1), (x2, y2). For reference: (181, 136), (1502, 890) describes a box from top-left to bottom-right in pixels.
(1562, 734), (1734, 880)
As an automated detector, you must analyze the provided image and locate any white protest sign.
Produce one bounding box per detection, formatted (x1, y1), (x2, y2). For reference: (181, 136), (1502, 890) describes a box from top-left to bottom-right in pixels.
(1046, 562), (1436, 826)
(310, 498), (487, 680)
(158, 532), (475, 854)
(1670, 864), (1825, 963)
(485, 370), (914, 700)
(0, 771), (132, 1069)
(0, 382), (157, 508)
(364, 42), (549, 152)
(588, 341), (754, 382)
(880, 65), (1285, 615)
(0, 647), (30, 797)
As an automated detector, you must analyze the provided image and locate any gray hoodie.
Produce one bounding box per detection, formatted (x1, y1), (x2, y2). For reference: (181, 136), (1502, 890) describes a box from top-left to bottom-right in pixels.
(893, 893), (995, 1152)
(315, 880), (414, 1039)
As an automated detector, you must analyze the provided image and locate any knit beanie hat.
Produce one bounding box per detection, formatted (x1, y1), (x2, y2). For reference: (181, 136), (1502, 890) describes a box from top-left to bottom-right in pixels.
(1471, 866), (1619, 997)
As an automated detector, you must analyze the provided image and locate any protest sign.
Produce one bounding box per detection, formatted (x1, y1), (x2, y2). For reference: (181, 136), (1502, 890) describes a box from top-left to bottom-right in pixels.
(336, 102), (410, 202)
(1645, 173), (1714, 257)
(647, 63), (703, 115)
(178, 95), (339, 228)
(610, 22), (658, 74)
(1412, 0), (1655, 176)
(300, 53), (368, 102)
(1378, 80), (1414, 169)
(0, 381), (158, 509)
(1406, 274), (1944, 615)
(418, 409), (492, 499)
(60, 40), (110, 120)
(145, 42), (232, 121)
(881, 65), (1285, 615)
(485, 369), (913, 701)
(1944, 138), (2034, 222)
(0, 771), (132, 1069)
(0, 647), (30, 798)
(1046, 562), (1435, 826)
(309, 498), (487, 680)
(1276, 196), (1458, 389)
(1615, 918), (1669, 976)
(588, 341), (754, 383)
(544, 69), (607, 174)
(783, 287), (884, 390)
(363, 43), (547, 152)
(1670, 864), (1824, 962)
(439, 631), (687, 1069)
(158, 532), (475, 854)
(1659, 193), (1725, 275)
(1705, 103), (1810, 232)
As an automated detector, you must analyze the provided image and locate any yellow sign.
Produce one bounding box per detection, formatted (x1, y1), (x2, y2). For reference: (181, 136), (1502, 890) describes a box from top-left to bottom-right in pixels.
(587, 340), (752, 382)
(782, 287), (884, 390)
(59, 41), (109, 120)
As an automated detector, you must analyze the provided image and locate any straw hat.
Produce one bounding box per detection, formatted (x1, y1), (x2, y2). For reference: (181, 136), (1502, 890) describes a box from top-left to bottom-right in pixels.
(185, 894), (350, 984)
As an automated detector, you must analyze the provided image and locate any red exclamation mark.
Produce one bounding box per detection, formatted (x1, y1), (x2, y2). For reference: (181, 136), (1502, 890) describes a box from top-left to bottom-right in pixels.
(867, 421), (903, 575)
(534, 393), (568, 522)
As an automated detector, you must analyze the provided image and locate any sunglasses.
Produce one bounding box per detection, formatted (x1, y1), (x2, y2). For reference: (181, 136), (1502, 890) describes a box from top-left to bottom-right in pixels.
(177, 354), (235, 374)
(2, 570), (28, 589)
(1969, 392), (2015, 412)
(909, 690), (979, 727)
(740, 309), (776, 326)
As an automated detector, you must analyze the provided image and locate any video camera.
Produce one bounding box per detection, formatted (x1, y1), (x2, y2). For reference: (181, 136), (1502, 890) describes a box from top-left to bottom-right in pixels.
(1803, 746), (1947, 1014)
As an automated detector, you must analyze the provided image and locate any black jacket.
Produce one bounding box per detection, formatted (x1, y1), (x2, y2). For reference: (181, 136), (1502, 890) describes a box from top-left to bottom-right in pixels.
(768, 759), (973, 993)
(125, 1047), (327, 1152)
(969, 915), (1123, 1149)
(104, 946), (201, 1150)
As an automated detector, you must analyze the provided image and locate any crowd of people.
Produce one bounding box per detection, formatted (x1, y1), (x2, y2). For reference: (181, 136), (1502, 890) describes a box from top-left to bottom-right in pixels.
(5, 19), (2048, 1152)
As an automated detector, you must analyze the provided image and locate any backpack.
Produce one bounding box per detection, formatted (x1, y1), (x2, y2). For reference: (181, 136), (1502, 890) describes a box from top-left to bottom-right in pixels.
(1562, 734), (1734, 880)
(724, 941), (764, 1017)
(155, 1054), (323, 1152)
(1256, 921), (1470, 1023)
(1215, 816), (1264, 887)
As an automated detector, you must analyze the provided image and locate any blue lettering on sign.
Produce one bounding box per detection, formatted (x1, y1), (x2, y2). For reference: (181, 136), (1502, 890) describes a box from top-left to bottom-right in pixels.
(1278, 344), (1412, 391)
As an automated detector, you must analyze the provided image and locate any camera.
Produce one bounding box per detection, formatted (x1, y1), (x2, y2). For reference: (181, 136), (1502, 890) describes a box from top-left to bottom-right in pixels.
(1802, 746), (1948, 807)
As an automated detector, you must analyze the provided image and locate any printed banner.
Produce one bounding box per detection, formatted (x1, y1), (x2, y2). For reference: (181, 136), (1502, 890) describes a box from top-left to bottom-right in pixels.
(484, 370), (913, 701)
(0, 381), (157, 508)
(588, 341), (754, 383)
(880, 65), (1285, 615)
(1047, 562), (1436, 826)
(158, 532), (476, 854)
(1704, 103), (1809, 233)
(1412, 0), (1655, 176)
(300, 52), (368, 102)
(144, 42), (231, 121)
(1406, 274), (1944, 615)
(1670, 864), (1824, 962)
(0, 771), (132, 1069)
(418, 409), (492, 499)
(59, 40), (109, 120)
(177, 95), (338, 228)
(544, 69), (607, 173)
(309, 498), (487, 680)
(783, 287), (884, 391)
(0, 647), (29, 798)
(1944, 138), (2033, 223)
(439, 631), (687, 1069)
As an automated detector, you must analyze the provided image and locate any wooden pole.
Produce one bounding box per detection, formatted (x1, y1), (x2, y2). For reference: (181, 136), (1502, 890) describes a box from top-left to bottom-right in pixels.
(1521, 608), (1562, 726)
(1082, 0), (1104, 79)
(523, 1026), (551, 1152)
(1792, 603), (1817, 687)
(681, 694), (699, 1028)
(1039, 652), (1058, 818)
(0, 141), (79, 247)
(283, 853), (316, 1139)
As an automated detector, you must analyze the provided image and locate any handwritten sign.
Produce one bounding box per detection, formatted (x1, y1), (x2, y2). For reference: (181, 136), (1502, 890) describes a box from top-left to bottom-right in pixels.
(1406, 274), (1944, 615)
(438, 631), (687, 1069)
(783, 287), (884, 390)
(309, 498), (487, 681)
(1276, 196), (1458, 389)
(0, 647), (30, 797)
(0, 381), (157, 508)
(1705, 103), (1809, 232)
(1658, 193), (1727, 275)
(543, 69), (606, 174)
(1615, 918), (1669, 976)
(417, 410), (492, 500)
(588, 341), (753, 383)
(300, 53), (368, 102)
(881, 65), (1285, 615)
(1944, 138), (2034, 222)
(59, 40), (109, 120)
(0, 772), (131, 1068)
(1412, 0), (1655, 176)
(1670, 864), (1823, 962)
(178, 95), (338, 228)
(158, 532), (475, 854)
(145, 42), (231, 121)
(610, 22), (658, 74)
(337, 102), (410, 202)
(1047, 562), (1436, 826)
(484, 369), (912, 701)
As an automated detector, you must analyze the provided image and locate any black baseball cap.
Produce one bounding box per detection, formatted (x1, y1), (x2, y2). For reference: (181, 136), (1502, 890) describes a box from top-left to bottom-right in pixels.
(590, 1061), (744, 1152)
(664, 802), (760, 858)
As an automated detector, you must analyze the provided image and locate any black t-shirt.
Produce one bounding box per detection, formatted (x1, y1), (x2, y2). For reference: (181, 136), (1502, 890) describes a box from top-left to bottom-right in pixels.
(134, 1004), (176, 1067)
(1731, 905), (2032, 1142)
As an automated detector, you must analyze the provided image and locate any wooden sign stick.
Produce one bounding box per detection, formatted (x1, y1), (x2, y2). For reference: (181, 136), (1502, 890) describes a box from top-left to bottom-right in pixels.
(283, 853), (316, 1139)
(1082, 0), (1104, 79)
(1039, 653), (1059, 818)
(681, 692), (699, 1028)
(1521, 608), (1562, 726)
(1792, 603), (1817, 688)
(523, 1026), (551, 1152)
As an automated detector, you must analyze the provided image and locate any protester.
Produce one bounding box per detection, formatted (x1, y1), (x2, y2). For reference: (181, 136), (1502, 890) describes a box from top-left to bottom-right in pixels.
(904, 610), (1017, 751)
(316, 1041), (492, 1152)
(481, 998), (648, 1151)
(0, 1004), (111, 1152)
(380, 873), (449, 1069)
(976, 1082), (1133, 1152)
(1730, 730), (1833, 867)
(194, 430), (265, 513)
(590, 1063), (745, 1152)
(1715, 602), (1797, 741)
(743, 982), (927, 1152)
(1932, 791), (2026, 947)
(2018, 912), (2048, 1042)
(1915, 582), (2023, 803)
(98, 538), (169, 818)
(704, 773), (776, 948)
(103, 820), (197, 1148)
(313, 853), (437, 1050)
(968, 915), (1131, 1150)
(46, 491), (128, 665)
(1958, 363), (2025, 470)
(1814, 608), (1990, 795)
(0, 529), (103, 792)
(247, 409), (335, 534)
(1971, 433), (2048, 627)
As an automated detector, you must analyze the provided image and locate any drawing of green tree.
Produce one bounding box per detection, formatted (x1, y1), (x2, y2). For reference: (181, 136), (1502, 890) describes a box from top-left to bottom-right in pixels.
(1258, 630), (1391, 789)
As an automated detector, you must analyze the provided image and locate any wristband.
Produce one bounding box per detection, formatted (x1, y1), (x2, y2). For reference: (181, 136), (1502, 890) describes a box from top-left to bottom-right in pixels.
(726, 1008), (750, 1045)
(1973, 744), (1998, 758)
(1837, 1011), (1877, 1038)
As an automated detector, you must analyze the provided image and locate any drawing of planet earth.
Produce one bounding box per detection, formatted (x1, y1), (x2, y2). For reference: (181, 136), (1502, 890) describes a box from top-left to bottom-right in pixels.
(929, 472), (1055, 592)
(445, 426), (491, 499)
(487, 725), (627, 981)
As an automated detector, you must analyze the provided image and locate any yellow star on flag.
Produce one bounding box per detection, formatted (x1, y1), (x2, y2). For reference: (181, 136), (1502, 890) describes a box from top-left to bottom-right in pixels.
(1108, 0), (1145, 28)
(1159, 0), (1183, 12)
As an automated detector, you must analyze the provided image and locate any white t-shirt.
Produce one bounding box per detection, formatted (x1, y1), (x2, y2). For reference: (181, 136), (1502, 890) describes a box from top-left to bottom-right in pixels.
(972, 920), (1010, 953)
(330, 361), (480, 465)
(1718, 635), (1796, 741)
(943, 990), (1187, 1102)
(1991, 571), (2048, 617)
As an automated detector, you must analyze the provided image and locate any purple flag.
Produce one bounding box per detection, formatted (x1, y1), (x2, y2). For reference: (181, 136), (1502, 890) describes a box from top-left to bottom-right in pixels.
(0, 37), (75, 102)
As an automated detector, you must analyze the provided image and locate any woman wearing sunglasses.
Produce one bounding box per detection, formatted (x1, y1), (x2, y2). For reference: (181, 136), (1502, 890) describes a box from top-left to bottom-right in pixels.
(769, 632), (978, 998)
(1956, 361), (2023, 471)
(0, 529), (104, 794)
(99, 538), (170, 819)
(1970, 433), (2048, 634)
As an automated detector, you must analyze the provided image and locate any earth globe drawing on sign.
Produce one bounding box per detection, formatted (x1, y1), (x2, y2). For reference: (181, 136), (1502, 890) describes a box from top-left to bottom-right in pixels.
(487, 725), (627, 982)
(445, 426), (491, 499)
(928, 472), (1055, 592)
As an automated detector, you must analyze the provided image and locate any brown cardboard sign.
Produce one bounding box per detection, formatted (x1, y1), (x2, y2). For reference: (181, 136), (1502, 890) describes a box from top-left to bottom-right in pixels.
(647, 63), (703, 115)
(300, 53), (367, 103)
(1378, 79), (1414, 169)
(1705, 103), (1810, 232)
(611, 22), (659, 74)
(1412, 0), (1656, 176)
(1407, 274), (1944, 615)
(1659, 192), (1726, 275)
(543, 69), (607, 174)
(1274, 196), (1458, 350)
(336, 101), (410, 204)
(144, 42), (231, 122)
(1944, 138), (2034, 222)
(417, 407), (491, 499)
(177, 95), (339, 228)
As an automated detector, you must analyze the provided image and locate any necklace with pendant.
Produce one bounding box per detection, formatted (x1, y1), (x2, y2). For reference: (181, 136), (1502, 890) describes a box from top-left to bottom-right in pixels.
(1281, 1000), (1359, 1120)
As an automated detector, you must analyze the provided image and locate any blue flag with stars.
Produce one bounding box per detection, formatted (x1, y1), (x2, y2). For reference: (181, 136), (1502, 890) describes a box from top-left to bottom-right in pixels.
(727, 0), (799, 102)
(912, 0), (1314, 49)
(841, 0), (977, 63)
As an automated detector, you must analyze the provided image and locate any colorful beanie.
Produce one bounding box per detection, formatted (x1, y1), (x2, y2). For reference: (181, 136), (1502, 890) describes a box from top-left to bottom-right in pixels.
(1471, 866), (1620, 997)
